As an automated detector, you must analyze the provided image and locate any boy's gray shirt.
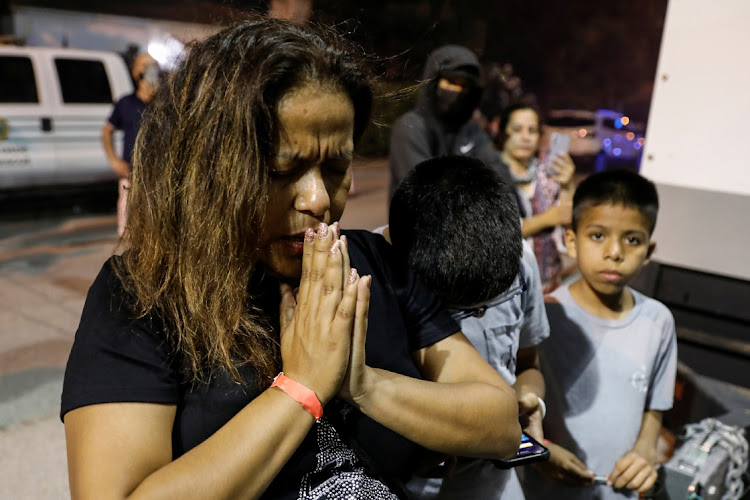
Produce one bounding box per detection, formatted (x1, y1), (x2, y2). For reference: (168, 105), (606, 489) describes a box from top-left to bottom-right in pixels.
(524, 284), (677, 500)
(407, 241), (550, 500)
(458, 241), (550, 385)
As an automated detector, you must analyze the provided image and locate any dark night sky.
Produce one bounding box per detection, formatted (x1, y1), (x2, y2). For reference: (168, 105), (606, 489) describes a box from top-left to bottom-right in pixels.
(7, 0), (669, 121)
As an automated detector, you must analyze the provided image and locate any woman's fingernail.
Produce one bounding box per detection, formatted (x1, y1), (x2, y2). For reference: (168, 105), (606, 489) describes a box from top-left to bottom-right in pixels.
(348, 268), (358, 284)
(329, 240), (340, 255)
(318, 222), (328, 238)
(341, 235), (348, 249)
(304, 228), (315, 243)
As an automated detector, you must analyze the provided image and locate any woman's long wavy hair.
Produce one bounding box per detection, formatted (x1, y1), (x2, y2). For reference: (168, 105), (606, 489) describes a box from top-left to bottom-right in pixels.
(115, 18), (374, 385)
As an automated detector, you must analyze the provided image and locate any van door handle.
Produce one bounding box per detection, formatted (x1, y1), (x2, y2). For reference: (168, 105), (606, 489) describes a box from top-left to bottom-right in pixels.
(41, 117), (53, 132)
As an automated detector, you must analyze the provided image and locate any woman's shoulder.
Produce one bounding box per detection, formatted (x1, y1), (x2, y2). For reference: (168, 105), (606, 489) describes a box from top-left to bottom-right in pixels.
(85, 255), (132, 311)
(78, 255), (166, 345)
(341, 228), (387, 246)
(341, 229), (391, 259)
(342, 228), (407, 286)
(62, 256), (178, 420)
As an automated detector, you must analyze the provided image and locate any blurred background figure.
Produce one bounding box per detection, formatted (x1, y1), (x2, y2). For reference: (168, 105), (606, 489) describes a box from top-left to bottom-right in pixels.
(496, 103), (576, 293)
(101, 52), (160, 237)
(476, 62), (536, 142)
(268, 0), (312, 24)
(389, 44), (510, 200)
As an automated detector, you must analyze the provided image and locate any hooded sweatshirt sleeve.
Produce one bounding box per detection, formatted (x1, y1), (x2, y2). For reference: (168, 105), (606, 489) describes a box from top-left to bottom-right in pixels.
(389, 111), (432, 199)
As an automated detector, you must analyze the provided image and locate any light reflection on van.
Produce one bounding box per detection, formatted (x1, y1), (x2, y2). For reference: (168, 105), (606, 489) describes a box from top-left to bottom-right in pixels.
(544, 108), (645, 170)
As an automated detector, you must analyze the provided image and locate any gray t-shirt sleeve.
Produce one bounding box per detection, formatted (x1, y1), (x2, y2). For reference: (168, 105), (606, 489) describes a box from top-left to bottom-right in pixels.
(644, 300), (678, 411)
(519, 241), (550, 348)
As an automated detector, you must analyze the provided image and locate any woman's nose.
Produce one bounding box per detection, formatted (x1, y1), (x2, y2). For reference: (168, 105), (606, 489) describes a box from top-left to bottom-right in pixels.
(294, 167), (331, 217)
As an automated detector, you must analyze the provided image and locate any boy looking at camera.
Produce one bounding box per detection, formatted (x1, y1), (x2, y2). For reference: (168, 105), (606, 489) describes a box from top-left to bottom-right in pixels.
(384, 155), (550, 499)
(523, 169), (677, 499)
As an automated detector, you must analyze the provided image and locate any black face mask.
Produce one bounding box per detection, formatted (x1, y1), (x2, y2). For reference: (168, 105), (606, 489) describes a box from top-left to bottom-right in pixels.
(434, 86), (479, 126)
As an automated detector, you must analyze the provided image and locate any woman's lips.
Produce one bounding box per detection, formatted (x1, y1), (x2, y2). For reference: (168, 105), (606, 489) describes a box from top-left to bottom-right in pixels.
(279, 234), (306, 255)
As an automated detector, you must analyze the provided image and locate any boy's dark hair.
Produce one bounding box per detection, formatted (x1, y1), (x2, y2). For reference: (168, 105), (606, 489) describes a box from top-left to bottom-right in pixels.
(389, 155), (522, 307)
(572, 169), (659, 234)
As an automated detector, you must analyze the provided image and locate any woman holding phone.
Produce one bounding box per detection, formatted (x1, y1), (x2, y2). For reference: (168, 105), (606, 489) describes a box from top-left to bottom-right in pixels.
(61, 19), (521, 500)
(496, 103), (577, 292)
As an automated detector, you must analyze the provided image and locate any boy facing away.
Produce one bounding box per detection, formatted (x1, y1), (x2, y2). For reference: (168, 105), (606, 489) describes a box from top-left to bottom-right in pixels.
(523, 169), (678, 499)
(385, 155), (550, 499)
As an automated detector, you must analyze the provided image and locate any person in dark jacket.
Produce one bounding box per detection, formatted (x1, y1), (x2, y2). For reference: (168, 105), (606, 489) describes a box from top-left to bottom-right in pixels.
(389, 45), (511, 200)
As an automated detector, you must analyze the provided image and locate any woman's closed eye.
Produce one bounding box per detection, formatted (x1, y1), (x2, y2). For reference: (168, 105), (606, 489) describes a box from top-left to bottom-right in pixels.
(269, 156), (303, 178)
(269, 167), (298, 179)
(325, 160), (351, 176)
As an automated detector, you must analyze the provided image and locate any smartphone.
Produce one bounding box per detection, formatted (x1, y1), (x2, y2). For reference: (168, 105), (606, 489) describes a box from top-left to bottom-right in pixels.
(547, 132), (570, 175)
(492, 432), (551, 469)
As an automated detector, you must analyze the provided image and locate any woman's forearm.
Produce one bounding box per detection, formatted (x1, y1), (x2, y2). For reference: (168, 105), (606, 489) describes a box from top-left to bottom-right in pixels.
(351, 367), (521, 460)
(66, 387), (318, 500)
(134, 391), (316, 499)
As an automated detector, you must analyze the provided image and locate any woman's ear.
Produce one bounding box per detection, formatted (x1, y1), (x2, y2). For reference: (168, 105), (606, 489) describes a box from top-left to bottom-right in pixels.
(564, 228), (577, 259)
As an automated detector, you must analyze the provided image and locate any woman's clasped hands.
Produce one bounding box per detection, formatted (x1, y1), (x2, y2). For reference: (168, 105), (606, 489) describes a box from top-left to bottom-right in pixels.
(278, 221), (372, 410)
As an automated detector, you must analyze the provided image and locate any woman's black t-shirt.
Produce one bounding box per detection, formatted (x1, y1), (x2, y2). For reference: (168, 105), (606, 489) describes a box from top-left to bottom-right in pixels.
(61, 230), (459, 499)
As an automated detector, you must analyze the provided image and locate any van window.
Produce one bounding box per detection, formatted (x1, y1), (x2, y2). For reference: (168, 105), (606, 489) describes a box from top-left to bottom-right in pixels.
(54, 58), (113, 104)
(547, 116), (596, 127)
(0, 56), (39, 103)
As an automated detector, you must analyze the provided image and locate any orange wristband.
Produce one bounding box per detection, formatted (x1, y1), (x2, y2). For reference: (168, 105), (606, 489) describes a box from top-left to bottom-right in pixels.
(270, 372), (323, 421)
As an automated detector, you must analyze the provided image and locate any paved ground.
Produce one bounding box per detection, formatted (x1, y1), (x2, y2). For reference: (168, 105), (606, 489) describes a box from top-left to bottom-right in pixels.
(0, 158), (390, 499)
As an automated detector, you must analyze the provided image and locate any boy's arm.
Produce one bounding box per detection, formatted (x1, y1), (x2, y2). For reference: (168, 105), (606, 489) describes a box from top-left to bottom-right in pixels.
(514, 346), (545, 441)
(526, 343), (594, 487)
(534, 441), (594, 486)
(608, 410), (662, 493)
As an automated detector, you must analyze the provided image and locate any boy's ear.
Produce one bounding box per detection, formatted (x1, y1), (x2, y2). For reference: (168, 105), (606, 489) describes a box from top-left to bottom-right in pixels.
(644, 240), (656, 264)
(564, 228), (577, 259)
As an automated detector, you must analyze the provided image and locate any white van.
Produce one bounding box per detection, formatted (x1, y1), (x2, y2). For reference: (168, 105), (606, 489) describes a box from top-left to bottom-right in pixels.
(544, 108), (645, 165)
(0, 45), (133, 190)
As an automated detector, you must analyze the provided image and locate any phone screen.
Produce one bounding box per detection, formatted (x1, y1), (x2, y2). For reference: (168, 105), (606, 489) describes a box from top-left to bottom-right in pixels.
(491, 432), (550, 469)
(516, 432), (547, 458)
(549, 132), (570, 157)
(547, 132), (570, 174)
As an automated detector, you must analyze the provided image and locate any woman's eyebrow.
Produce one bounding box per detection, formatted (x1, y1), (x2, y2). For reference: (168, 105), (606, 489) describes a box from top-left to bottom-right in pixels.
(274, 151), (303, 159)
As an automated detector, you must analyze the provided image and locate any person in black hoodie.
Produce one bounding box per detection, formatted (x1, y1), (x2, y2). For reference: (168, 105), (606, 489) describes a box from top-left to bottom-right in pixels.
(389, 45), (511, 200)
